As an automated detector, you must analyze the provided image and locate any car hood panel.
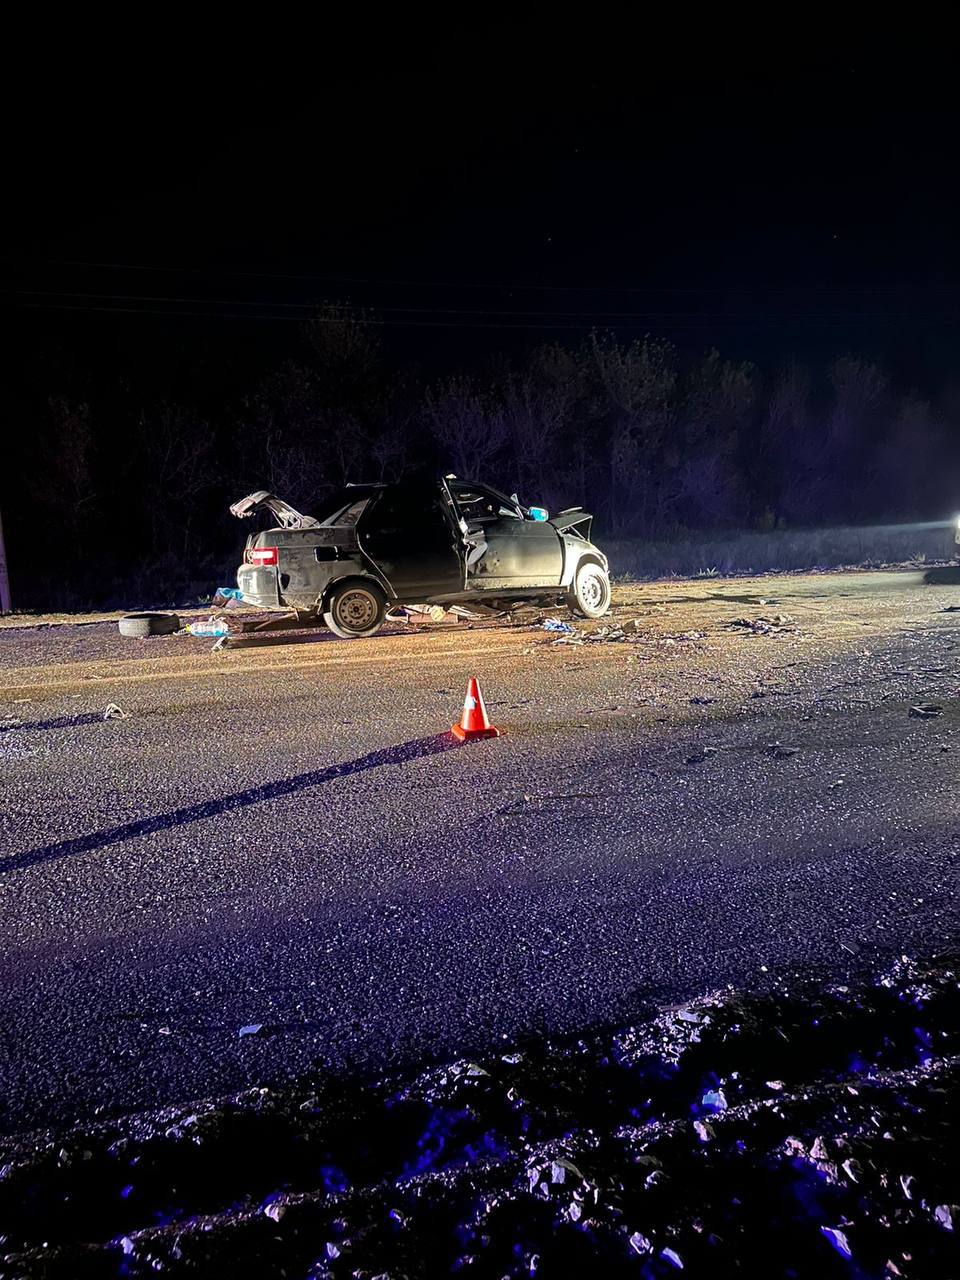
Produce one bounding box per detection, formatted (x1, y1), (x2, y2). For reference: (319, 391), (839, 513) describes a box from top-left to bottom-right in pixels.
(550, 508), (593, 539)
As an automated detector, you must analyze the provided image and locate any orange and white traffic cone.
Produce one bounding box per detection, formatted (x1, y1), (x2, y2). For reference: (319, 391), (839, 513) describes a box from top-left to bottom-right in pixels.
(451, 676), (503, 741)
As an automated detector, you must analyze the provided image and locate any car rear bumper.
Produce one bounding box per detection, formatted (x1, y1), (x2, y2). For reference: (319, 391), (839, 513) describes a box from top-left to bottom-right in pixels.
(236, 564), (283, 609)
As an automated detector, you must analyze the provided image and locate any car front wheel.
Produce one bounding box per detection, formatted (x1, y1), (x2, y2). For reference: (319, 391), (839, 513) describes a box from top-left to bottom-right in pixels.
(322, 580), (387, 638)
(567, 562), (611, 619)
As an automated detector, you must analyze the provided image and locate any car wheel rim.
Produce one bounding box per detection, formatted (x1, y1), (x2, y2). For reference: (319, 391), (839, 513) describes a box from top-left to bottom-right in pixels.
(581, 570), (605, 610)
(337, 589), (378, 630)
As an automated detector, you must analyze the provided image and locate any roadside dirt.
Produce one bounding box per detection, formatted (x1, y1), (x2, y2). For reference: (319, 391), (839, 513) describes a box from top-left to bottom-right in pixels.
(1, 570), (956, 705)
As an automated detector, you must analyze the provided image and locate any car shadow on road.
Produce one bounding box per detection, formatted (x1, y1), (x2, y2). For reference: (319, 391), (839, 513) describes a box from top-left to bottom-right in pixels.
(223, 629), (338, 650)
(222, 624), (438, 650)
(1, 733), (462, 876)
(923, 566), (960, 585)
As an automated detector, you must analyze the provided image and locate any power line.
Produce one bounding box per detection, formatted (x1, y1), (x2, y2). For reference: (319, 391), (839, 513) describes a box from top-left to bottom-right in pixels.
(10, 290), (945, 323)
(14, 299), (920, 329)
(12, 301), (665, 328)
(25, 258), (747, 293)
(20, 257), (960, 297)
(10, 301), (718, 328)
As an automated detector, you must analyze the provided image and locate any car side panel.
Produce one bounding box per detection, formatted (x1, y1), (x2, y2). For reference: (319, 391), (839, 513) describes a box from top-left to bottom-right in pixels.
(237, 527), (393, 611)
(469, 519), (564, 588)
(559, 536), (607, 587)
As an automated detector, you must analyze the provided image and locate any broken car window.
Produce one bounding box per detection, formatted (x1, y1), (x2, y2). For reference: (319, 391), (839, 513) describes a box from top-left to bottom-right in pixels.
(450, 484), (522, 522)
(365, 487), (451, 538)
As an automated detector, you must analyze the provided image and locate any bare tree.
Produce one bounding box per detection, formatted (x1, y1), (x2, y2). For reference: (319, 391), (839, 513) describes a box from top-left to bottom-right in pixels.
(679, 350), (755, 525)
(28, 398), (98, 554)
(876, 393), (943, 517)
(500, 345), (581, 507)
(423, 376), (509, 478)
(137, 404), (216, 560)
(583, 333), (677, 534)
(760, 362), (819, 524)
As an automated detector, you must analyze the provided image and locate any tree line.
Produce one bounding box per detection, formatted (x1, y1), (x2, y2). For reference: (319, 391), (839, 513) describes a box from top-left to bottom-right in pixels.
(6, 308), (959, 607)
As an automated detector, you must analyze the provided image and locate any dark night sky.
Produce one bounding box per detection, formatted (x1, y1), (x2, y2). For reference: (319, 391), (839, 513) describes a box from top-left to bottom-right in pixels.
(7, 38), (960, 391)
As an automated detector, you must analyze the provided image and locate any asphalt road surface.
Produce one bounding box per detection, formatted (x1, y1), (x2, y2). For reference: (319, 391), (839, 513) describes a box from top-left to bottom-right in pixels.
(1, 570), (958, 1134)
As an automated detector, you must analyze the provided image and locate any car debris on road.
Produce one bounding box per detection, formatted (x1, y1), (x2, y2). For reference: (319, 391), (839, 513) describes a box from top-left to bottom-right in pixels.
(910, 702), (945, 718)
(117, 613), (181, 638)
(548, 621), (705, 647)
(724, 613), (798, 635)
(183, 617), (230, 638)
(212, 587), (245, 609)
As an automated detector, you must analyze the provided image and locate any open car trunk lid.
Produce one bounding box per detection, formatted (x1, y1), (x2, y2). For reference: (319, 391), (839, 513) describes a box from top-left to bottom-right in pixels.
(550, 508), (593, 540)
(229, 491), (319, 529)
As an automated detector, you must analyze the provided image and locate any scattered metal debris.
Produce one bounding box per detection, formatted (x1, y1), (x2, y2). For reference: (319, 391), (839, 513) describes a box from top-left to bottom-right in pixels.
(725, 613), (798, 635)
(910, 703), (945, 719)
(550, 623), (704, 647)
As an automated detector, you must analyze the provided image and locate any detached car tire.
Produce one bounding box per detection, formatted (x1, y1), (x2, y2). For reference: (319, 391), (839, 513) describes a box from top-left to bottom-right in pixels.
(118, 612), (181, 638)
(322, 580), (387, 639)
(567, 562), (612, 619)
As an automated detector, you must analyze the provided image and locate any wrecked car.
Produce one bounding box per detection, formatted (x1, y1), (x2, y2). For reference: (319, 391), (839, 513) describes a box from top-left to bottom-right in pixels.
(231, 477), (611, 638)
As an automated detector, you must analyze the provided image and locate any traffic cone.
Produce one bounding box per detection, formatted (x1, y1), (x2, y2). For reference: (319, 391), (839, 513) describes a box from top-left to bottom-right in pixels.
(451, 676), (502, 740)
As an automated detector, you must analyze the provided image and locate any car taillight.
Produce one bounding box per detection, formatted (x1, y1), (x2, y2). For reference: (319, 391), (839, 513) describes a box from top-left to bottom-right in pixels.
(250, 546), (279, 567)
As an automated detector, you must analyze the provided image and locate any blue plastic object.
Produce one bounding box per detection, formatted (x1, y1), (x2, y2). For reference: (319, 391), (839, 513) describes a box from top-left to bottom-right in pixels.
(186, 618), (230, 637)
(528, 506), (549, 522)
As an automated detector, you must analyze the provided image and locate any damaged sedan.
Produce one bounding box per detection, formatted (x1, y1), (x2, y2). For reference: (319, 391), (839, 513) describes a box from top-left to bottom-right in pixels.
(231, 476), (611, 638)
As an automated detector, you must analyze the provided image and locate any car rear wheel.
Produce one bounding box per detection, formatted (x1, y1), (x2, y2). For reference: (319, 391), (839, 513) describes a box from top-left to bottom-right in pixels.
(567, 562), (611, 619)
(322, 581), (387, 639)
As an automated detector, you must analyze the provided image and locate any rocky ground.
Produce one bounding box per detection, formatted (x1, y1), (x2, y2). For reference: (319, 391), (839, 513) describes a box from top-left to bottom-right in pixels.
(1, 955), (957, 1278)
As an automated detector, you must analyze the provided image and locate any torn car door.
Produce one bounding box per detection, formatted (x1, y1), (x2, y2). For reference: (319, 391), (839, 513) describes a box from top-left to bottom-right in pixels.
(448, 483), (564, 587)
(358, 479), (465, 599)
